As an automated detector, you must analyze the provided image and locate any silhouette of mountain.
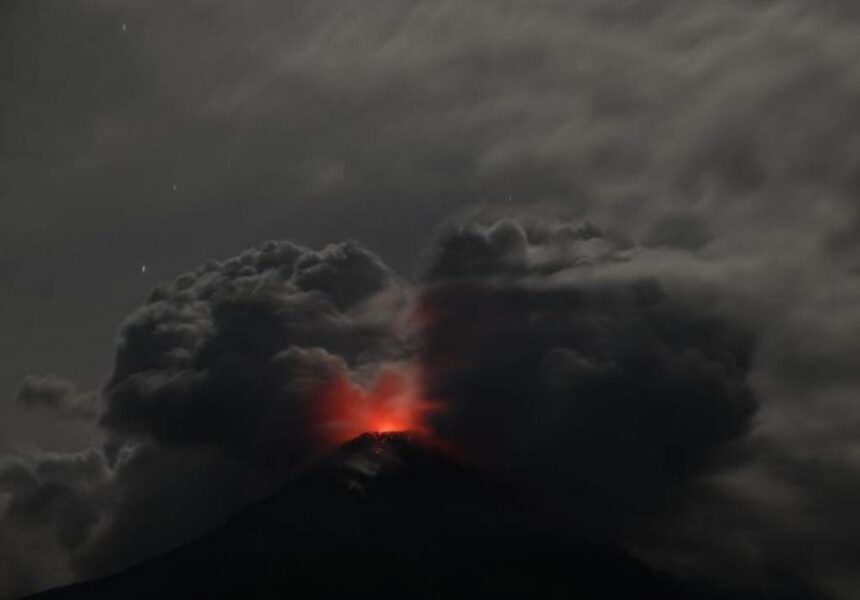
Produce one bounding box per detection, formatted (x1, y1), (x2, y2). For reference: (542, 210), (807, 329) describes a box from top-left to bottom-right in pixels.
(26, 432), (825, 599)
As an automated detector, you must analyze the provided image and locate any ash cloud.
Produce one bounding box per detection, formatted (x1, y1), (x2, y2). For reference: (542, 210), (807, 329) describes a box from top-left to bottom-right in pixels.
(415, 216), (859, 597)
(420, 220), (758, 530)
(77, 239), (411, 576)
(15, 376), (99, 421)
(85, 239), (412, 576)
(102, 239), (407, 463)
(0, 449), (109, 599)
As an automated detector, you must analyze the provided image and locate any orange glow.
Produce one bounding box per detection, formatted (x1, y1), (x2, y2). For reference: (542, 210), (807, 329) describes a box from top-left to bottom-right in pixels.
(313, 368), (435, 445)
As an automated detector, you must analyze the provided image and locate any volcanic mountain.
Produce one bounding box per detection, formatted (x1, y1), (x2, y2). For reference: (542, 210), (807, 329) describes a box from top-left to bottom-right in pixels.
(27, 432), (821, 599)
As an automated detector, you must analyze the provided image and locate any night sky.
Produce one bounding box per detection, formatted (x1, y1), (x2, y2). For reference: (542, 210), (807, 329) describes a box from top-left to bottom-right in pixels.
(3, 1), (860, 598)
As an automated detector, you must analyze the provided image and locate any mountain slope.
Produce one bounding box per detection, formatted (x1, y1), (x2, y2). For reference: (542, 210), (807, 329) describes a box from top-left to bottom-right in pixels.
(26, 433), (822, 599)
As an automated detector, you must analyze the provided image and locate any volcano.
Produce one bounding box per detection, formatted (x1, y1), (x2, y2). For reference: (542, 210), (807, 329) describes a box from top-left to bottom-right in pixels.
(26, 433), (820, 599)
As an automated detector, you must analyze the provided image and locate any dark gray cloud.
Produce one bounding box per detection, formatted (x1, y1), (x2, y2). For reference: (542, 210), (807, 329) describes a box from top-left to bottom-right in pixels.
(15, 375), (98, 421)
(75, 442), (284, 580)
(0, 449), (109, 598)
(86, 240), (408, 576)
(412, 208), (860, 598)
(424, 218), (622, 279)
(420, 219), (759, 541)
(15, 376), (76, 412)
(102, 239), (406, 462)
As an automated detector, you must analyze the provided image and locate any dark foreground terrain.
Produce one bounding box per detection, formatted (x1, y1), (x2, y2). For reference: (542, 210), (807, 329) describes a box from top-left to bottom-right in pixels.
(27, 432), (822, 599)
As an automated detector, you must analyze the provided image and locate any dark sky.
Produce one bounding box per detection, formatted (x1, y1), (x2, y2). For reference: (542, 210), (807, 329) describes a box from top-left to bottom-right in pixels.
(3, 1), (860, 598)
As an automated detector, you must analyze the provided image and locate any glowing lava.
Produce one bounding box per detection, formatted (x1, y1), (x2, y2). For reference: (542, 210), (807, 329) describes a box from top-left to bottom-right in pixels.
(314, 368), (434, 445)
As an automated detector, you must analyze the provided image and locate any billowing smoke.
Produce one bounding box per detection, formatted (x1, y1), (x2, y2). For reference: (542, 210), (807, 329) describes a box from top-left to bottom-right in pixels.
(102, 239), (409, 463)
(419, 219), (758, 534)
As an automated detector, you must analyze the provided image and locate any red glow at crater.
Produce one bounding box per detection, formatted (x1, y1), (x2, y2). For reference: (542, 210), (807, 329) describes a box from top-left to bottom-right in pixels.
(314, 368), (435, 445)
